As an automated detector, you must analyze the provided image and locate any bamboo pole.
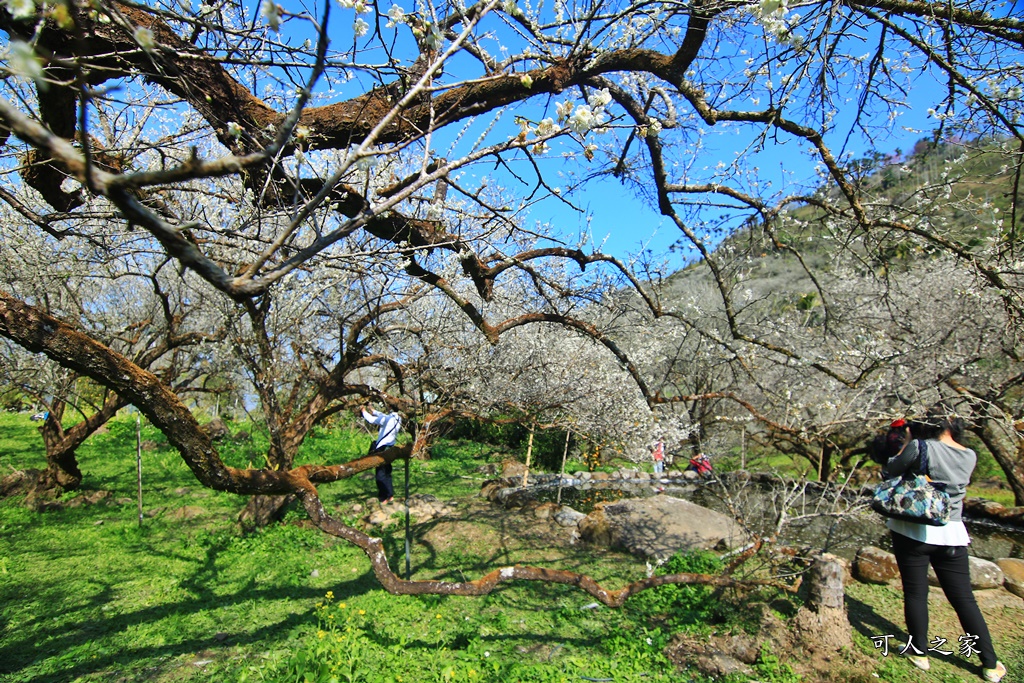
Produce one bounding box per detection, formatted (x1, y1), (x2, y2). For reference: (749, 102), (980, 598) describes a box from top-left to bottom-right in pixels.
(556, 429), (571, 505)
(136, 414), (143, 527)
(522, 423), (535, 488)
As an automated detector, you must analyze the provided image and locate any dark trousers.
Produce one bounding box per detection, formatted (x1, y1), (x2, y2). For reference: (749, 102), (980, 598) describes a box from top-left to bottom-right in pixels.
(370, 442), (394, 502)
(890, 531), (997, 668)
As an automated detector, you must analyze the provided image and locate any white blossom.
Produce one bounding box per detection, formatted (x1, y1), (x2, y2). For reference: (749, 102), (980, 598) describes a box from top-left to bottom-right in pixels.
(758, 0), (787, 16)
(569, 105), (597, 134)
(386, 4), (406, 27)
(134, 27), (156, 52)
(353, 17), (369, 36)
(8, 41), (42, 82)
(423, 23), (443, 49)
(588, 88), (612, 109)
(4, 0), (35, 21)
(535, 118), (557, 136)
(556, 100), (574, 122)
(261, 0), (281, 31)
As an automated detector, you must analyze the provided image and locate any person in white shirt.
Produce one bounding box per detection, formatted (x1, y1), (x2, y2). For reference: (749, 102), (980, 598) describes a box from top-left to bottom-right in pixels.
(883, 406), (1005, 682)
(361, 405), (402, 504)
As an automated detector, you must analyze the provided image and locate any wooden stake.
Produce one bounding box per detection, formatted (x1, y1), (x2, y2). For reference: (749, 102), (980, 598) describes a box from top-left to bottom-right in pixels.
(522, 423), (535, 488)
(556, 429), (570, 505)
(136, 414), (143, 527)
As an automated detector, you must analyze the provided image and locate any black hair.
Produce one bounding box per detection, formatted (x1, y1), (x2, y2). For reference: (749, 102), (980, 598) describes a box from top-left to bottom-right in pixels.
(910, 402), (967, 442)
(869, 425), (907, 464)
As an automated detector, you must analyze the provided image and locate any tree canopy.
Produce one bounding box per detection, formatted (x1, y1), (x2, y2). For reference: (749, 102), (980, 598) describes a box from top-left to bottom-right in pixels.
(2, 0), (1023, 593)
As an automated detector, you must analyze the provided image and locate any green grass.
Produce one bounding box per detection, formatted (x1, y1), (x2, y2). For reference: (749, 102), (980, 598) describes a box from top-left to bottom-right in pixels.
(0, 414), (698, 683)
(3, 412), (1020, 683)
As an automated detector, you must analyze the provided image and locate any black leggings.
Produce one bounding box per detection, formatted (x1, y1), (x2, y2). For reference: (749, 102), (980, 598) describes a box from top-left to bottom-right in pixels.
(890, 531), (997, 668)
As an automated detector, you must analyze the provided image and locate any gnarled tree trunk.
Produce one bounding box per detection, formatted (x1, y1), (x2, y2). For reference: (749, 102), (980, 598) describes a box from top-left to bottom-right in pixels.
(972, 415), (1024, 506)
(35, 391), (127, 494)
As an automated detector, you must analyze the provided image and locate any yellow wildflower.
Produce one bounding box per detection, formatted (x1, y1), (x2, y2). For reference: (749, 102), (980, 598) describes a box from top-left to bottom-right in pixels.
(325, 591), (334, 599)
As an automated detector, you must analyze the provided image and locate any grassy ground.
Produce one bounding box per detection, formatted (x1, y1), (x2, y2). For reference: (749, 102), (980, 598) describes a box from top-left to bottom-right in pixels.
(1, 413), (1021, 683)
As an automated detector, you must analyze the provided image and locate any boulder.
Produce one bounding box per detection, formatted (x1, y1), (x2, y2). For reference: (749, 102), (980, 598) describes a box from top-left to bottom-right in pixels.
(532, 502), (560, 520)
(927, 556), (1004, 589)
(500, 460), (528, 478)
(854, 546), (900, 584)
(203, 418), (229, 441)
(553, 506), (586, 527)
(169, 505), (206, 520)
(996, 558), (1024, 599)
(578, 495), (747, 560)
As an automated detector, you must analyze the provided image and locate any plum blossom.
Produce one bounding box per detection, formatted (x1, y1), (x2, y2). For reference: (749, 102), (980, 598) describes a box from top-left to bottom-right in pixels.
(759, 0), (787, 16)
(5, 0), (35, 21)
(8, 41), (43, 82)
(386, 4), (406, 27)
(134, 27), (156, 51)
(569, 105), (606, 135)
(587, 88), (612, 109)
(536, 118), (557, 137)
(423, 23), (443, 49)
(354, 17), (369, 36)
(261, 0), (281, 31)
(556, 100), (574, 122)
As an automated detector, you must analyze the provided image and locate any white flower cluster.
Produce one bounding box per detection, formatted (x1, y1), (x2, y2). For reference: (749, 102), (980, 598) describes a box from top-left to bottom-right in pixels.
(261, 0), (281, 31)
(555, 88), (612, 136)
(335, 0), (379, 37)
(5, 0), (35, 21)
(386, 4), (406, 27)
(134, 27), (156, 52)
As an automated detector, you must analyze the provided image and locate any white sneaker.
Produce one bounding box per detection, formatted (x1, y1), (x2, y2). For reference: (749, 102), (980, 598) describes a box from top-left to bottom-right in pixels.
(984, 661), (1007, 683)
(906, 655), (930, 671)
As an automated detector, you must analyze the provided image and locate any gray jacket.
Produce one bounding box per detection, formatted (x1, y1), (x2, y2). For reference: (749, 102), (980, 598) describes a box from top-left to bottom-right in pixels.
(883, 439), (975, 522)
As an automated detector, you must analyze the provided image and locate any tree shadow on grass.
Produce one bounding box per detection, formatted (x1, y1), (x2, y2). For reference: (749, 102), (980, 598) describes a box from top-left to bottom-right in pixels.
(845, 593), (987, 680)
(0, 529), (382, 683)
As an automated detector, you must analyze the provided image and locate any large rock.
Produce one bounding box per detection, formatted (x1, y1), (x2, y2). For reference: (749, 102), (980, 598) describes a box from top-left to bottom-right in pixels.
(854, 546), (900, 584)
(927, 556), (1003, 589)
(553, 506), (586, 527)
(996, 558), (1024, 599)
(203, 418), (229, 441)
(578, 496), (747, 560)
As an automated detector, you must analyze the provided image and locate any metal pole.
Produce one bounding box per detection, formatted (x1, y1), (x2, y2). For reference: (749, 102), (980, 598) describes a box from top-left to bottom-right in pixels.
(136, 414), (143, 527)
(404, 455), (411, 580)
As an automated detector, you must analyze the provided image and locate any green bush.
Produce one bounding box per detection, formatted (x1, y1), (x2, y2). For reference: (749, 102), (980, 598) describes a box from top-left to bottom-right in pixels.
(625, 550), (726, 633)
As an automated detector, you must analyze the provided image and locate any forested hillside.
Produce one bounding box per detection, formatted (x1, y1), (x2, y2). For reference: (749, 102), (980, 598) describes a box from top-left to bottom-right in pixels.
(635, 136), (1024, 492)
